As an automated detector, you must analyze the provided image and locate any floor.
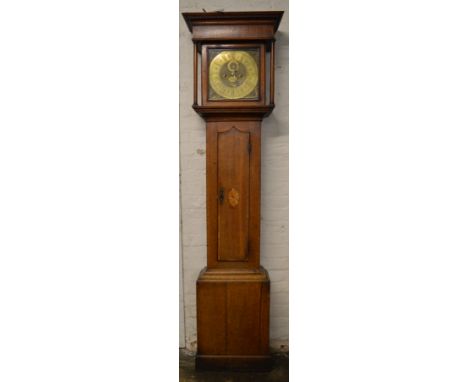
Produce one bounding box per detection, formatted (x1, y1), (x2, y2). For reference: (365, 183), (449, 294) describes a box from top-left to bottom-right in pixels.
(179, 350), (289, 382)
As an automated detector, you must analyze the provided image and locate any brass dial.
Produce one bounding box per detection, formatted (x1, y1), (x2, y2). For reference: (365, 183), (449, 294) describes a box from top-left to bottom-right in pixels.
(209, 50), (259, 100)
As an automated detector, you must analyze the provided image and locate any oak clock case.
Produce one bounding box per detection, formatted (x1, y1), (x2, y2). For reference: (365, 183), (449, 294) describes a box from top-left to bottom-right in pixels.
(183, 11), (283, 372)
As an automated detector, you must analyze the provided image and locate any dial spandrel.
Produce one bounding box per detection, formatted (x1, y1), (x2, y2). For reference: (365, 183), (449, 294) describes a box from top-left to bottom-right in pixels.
(208, 49), (259, 100)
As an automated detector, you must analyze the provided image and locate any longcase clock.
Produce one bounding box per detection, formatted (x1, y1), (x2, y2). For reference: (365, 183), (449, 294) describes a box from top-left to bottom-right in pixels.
(182, 11), (284, 371)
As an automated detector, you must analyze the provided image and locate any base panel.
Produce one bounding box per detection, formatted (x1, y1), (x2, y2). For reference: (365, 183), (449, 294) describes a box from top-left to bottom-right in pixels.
(196, 267), (270, 371)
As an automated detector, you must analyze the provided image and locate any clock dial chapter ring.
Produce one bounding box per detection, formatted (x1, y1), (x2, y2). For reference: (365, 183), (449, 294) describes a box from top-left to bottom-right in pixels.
(209, 50), (259, 100)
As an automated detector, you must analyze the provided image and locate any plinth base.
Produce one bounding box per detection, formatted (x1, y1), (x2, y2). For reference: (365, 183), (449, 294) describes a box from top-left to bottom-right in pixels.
(196, 354), (272, 371)
(196, 267), (270, 371)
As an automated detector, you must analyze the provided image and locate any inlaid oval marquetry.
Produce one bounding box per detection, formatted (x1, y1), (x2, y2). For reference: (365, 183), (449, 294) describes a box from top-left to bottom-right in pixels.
(228, 188), (240, 207)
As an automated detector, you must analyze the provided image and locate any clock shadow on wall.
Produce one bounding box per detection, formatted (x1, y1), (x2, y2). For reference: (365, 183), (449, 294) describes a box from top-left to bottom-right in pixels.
(180, 11), (288, 375)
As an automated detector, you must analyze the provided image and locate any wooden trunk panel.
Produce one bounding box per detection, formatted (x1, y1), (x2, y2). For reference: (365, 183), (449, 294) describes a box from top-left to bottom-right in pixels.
(206, 121), (261, 269)
(217, 128), (250, 262)
(226, 283), (261, 355)
(197, 282), (226, 355)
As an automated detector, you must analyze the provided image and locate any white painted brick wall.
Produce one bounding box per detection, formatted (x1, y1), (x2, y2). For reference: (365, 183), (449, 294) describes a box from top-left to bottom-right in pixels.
(180, 0), (289, 353)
